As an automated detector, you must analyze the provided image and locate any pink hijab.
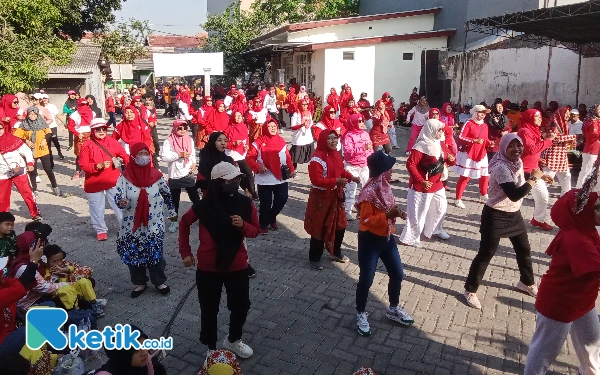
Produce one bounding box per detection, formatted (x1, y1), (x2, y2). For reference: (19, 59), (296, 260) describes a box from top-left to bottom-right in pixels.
(168, 119), (192, 164)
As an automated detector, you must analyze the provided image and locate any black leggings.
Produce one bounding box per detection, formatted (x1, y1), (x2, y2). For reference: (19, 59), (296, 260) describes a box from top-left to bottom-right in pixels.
(50, 128), (63, 156)
(237, 159), (256, 197)
(309, 229), (345, 262)
(171, 186), (201, 215)
(29, 155), (58, 191)
(464, 232), (534, 293)
(68, 132), (74, 147)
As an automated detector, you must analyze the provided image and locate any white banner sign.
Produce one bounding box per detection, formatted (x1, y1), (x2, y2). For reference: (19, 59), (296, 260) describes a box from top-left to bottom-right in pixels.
(109, 64), (134, 80)
(153, 53), (224, 77)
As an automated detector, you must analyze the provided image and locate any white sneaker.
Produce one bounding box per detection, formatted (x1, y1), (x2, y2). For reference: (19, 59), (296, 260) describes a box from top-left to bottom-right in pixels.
(346, 213), (355, 221)
(434, 230), (450, 240)
(516, 281), (538, 297)
(455, 199), (466, 209)
(95, 298), (108, 308)
(464, 291), (482, 309)
(36, 176), (41, 183)
(223, 337), (253, 359)
(356, 312), (371, 336)
(386, 306), (414, 325)
(405, 151), (410, 156)
(480, 194), (489, 202)
(168, 220), (178, 233)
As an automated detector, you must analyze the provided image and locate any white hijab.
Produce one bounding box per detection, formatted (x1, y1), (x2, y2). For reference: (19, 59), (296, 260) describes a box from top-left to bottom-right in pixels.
(412, 119), (445, 157)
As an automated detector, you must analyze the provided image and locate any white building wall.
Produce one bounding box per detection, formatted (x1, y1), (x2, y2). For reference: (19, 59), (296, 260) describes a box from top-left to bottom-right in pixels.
(287, 15), (435, 44)
(323, 47), (376, 106)
(447, 45), (599, 107)
(312, 50), (326, 103)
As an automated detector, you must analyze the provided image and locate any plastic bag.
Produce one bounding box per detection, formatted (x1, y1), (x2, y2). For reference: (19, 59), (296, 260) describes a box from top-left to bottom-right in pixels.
(54, 350), (85, 375)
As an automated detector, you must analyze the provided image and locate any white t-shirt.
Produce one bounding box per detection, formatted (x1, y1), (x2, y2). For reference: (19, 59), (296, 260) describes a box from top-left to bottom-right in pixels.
(224, 96), (234, 115)
(252, 144), (290, 186)
(177, 102), (193, 121)
(45, 104), (59, 129)
(160, 137), (196, 179)
(290, 112), (314, 146)
(248, 108), (268, 124)
(264, 95), (278, 113)
(569, 120), (583, 135)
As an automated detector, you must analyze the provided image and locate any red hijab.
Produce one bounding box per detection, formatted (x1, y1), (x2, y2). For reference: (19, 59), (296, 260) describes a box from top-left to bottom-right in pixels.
(429, 108), (440, 118)
(224, 111), (249, 155)
(549, 106), (570, 134)
(77, 98), (94, 125)
(230, 91), (248, 115)
(254, 119), (287, 179)
(9, 231), (39, 279)
(115, 106), (145, 144)
(122, 143), (163, 232)
(320, 105), (339, 129)
(168, 120), (192, 164)
(340, 86), (354, 108)
(202, 96), (214, 112)
(0, 123), (23, 154)
(252, 97), (264, 112)
(179, 90), (192, 105)
(207, 100), (229, 133)
(313, 129), (344, 179)
(520, 109), (542, 136)
(0, 94), (19, 128)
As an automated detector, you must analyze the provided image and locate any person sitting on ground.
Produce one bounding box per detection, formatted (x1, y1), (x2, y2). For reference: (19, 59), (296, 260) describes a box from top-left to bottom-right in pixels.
(354, 151), (413, 337)
(90, 324), (166, 375)
(0, 212), (17, 270)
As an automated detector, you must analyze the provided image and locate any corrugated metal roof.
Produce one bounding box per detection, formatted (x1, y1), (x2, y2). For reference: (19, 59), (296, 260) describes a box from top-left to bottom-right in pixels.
(133, 58), (154, 71)
(48, 43), (101, 74)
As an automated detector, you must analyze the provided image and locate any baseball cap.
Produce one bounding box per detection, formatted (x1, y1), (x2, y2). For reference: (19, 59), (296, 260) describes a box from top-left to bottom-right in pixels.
(211, 162), (244, 180)
(68, 90), (76, 95)
(90, 118), (108, 129)
(571, 109), (580, 115)
(470, 104), (491, 114)
(41, 94), (49, 99)
(33, 93), (43, 100)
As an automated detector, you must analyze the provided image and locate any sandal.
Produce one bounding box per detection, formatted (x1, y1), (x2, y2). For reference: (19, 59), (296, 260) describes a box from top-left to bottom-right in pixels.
(131, 284), (147, 299)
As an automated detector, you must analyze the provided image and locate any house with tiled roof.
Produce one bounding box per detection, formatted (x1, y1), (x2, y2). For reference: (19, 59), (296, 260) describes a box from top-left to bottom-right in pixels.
(146, 33), (208, 53)
(45, 43), (108, 114)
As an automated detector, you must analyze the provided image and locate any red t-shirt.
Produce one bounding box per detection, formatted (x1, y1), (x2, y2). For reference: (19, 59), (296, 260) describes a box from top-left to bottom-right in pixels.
(536, 234), (600, 323)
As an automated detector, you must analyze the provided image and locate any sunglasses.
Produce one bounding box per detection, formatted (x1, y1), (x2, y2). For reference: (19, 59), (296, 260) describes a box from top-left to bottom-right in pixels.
(95, 127), (108, 132)
(327, 136), (338, 141)
(358, 119), (365, 123)
(385, 96), (391, 99)
(177, 125), (188, 130)
(329, 111), (336, 114)
(134, 100), (142, 103)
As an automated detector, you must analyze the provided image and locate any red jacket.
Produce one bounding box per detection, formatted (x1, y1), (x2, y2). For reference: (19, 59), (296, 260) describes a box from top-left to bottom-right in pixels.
(105, 97), (116, 113)
(0, 278), (27, 344)
(78, 137), (128, 193)
(406, 147), (455, 193)
(457, 119), (489, 162)
(178, 205), (260, 272)
(517, 126), (553, 173)
(583, 118), (600, 155)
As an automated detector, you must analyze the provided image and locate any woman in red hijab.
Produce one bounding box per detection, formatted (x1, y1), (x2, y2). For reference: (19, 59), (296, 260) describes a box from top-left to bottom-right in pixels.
(246, 96), (269, 144)
(339, 85), (354, 109)
(539, 107), (576, 195)
(114, 142), (177, 298)
(67, 98), (95, 179)
(0, 95), (23, 130)
(304, 130), (360, 270)
(193, 96), (213, 150)
(381, 92), (398, 149)
(339, 98), (359, 125)
(229, 90), (248, 117)
(113, 105), (152, 156)
(326, 88), (340, 113)
(370, 100), (392, 154)
(524, 181), (600, 374)
(313, 105), (344, 151)
(206, 100), (229, 135)
(247, 119), (295, 234)
(286, 87), (298, 117)
(224, 111), (257, 199)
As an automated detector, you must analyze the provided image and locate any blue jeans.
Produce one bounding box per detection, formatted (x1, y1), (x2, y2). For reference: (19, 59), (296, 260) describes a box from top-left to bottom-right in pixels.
(107, 112), (117, 127)
(257, 183), (288, 229)
(0, 327), (25, 357)
(356, 230), (404, 313)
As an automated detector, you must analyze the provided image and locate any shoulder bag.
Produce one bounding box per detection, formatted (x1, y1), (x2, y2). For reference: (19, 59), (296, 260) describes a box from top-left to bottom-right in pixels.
(91, 139), (122, 168)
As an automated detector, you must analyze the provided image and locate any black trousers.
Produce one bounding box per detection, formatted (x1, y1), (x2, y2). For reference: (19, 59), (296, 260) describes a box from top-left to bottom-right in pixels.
(278, 109), (287, 128)
(257, 183), (288, 228)
(464, 232), (534, 293)
(68, 132), (74, 147)
(29, 155), (57, 191)
(196, 269), (250, 350)
(309, 229), (345, 262)
(50, 128), (63, 156)
(237, 159), (256, 197)
(190, 123), (199, 145)
(171, 186), (201, 215)
(128, 257), (167, 286)
(151, 126), (160, 155)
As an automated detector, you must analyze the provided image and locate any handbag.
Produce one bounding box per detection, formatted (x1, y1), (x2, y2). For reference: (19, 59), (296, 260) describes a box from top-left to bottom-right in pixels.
(281, 165), (291, 180)
(169, 174), (196, 189)
(424, 156), (445, 178)
(1, 152), (25, 178)
(91, 139), (122, 168)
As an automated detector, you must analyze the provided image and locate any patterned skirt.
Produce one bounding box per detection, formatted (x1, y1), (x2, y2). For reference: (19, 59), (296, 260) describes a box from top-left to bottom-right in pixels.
(74, 132), (90, 156)
(304, 188), (348, 254)
(249, 122), (263, 144)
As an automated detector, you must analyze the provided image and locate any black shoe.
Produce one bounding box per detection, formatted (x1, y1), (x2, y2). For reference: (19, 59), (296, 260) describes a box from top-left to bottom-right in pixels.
(248, 265), (256, 278)
(131, 284), (147, 298)
(155, 285), (170, 295)
(58, 155), (65, 160)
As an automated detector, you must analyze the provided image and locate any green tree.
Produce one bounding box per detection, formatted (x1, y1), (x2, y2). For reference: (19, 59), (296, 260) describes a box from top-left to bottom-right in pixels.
(52, 0), (123, 40)
(93, 19), (152, 64)
(202, 0), (359, 83)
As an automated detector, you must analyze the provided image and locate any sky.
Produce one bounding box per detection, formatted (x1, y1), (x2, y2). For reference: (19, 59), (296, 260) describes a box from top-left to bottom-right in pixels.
(114, 0), (207, 36)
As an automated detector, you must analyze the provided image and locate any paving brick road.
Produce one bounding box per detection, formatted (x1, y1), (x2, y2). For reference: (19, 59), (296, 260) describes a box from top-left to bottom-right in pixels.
(10, 111), (587, 374)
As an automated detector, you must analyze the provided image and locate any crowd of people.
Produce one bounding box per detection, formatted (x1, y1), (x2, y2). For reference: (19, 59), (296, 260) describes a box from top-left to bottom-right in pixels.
(1, 79), (600, 374)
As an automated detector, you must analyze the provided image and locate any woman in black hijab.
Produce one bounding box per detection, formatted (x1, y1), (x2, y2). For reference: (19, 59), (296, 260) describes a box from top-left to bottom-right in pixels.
(196, 131), (234, 192)
(485, 99), (509, 161)
(95, 325), (166, 375)
(86, 95), (102, 118)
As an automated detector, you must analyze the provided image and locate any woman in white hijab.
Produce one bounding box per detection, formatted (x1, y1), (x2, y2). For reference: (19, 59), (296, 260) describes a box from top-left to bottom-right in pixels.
(398, 119), (455, 248)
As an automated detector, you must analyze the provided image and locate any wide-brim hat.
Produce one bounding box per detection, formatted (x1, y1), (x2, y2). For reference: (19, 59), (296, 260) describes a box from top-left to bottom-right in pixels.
(367, 151), (396, 178)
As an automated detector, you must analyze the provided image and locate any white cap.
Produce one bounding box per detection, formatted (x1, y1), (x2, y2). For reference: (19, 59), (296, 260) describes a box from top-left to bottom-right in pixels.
(90, 118), (108, 129)
(41, 94), (49, 99)
(33, 93), (43, 99)
(470, 104), (491, 114)
(211, 162), (244, 180)
(571, 109), (580, 115)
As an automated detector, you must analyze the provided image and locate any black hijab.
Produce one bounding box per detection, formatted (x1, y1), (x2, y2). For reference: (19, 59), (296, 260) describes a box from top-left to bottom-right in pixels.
(191, 94), (203, 111)
(193, 178), (253, 271)
(197, 132), (234, 190)
(98, 325), (166, 375)
(85, 95), (102, 118)
(64, 94), (78, 110)
(486, 101), (507, 131)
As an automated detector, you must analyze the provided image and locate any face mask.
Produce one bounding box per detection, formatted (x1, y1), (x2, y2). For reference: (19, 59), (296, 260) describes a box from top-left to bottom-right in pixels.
(222, 182), (240, 195)
(135, 155), (151, 167)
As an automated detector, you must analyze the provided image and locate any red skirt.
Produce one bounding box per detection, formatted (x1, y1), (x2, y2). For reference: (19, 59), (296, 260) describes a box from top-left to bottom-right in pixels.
(304, 188), (348, 254)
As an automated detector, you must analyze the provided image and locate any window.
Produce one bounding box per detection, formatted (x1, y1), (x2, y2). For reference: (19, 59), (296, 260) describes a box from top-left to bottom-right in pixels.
(343, 51), (355, 61)
(403, 52), (414, 61)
